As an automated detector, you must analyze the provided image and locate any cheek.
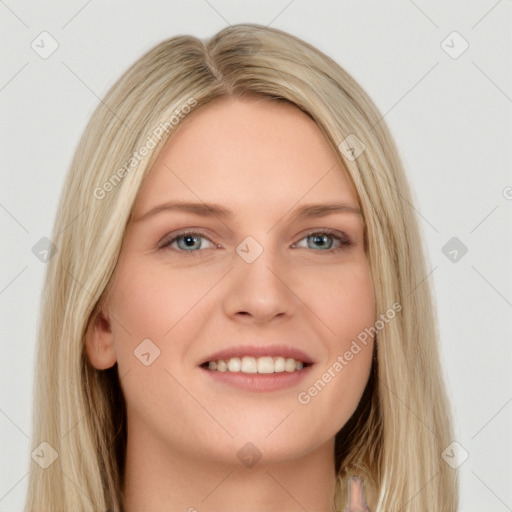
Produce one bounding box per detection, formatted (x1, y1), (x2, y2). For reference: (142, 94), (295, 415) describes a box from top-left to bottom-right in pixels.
(304, 260), (375, 343)
(109, 260), (211, 344)
(111, 275), (171, 342)
(106, 263), (206, 426)
(296, 261), (375, 424)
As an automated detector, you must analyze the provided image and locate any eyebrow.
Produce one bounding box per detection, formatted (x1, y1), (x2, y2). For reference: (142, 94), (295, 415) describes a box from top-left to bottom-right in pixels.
(133, 200), (362, 223)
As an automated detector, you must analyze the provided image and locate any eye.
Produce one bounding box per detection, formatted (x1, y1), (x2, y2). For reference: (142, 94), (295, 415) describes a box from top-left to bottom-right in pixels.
(158, 231), (217, 254)
(292, 229), (352, 253)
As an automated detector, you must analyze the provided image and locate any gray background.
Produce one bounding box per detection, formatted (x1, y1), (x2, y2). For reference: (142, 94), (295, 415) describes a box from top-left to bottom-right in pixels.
(1, 1), (511, 510)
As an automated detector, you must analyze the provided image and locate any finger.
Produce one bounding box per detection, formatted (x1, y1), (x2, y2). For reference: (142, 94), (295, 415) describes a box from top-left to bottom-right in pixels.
(344, 476), (371, 512)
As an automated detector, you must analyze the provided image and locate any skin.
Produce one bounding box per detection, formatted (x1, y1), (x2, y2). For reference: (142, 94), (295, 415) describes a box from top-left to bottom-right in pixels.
(86, 95), (375, 512)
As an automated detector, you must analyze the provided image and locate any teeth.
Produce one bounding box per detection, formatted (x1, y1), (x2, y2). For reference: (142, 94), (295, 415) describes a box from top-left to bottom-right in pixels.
(273, 357), (285, 373)
(241, 356), (257, 373)
(227, 358), (241, 372)
(257, 356), (274, 374)
(207, 356), (305, 373)
(217, 360), (228, 372)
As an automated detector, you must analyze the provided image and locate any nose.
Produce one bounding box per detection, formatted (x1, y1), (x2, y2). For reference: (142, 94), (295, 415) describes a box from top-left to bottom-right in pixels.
(221, 241), (297, 324)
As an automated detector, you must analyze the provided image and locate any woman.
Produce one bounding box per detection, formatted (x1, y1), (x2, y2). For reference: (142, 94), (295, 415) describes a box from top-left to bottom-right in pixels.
(24, 23), (458, 511)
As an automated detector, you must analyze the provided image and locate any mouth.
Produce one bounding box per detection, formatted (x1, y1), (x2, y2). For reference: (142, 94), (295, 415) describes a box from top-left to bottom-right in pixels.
(198, 344), (315, 392)
(200, 356), (313, 374)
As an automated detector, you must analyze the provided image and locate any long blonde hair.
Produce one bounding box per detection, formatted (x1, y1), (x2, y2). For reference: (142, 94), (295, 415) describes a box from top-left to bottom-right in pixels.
(24, 23), (459, 511)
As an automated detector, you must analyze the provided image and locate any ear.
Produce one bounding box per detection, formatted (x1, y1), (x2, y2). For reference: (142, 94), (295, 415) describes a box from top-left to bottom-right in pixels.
(85, 306), (117, 370)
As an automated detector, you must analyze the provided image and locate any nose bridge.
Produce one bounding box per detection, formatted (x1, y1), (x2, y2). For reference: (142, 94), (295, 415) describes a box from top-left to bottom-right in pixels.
(235, 233), (282, 287)
(223, 232), (294, 320)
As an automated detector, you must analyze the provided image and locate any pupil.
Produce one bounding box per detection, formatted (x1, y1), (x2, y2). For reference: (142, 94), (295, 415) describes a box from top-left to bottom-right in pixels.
(310, 234), (332, 250)
(184, 235), (198, 248)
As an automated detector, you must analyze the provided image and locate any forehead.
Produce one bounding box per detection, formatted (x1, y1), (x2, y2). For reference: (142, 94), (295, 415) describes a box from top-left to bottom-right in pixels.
(132, 96), (359, 219)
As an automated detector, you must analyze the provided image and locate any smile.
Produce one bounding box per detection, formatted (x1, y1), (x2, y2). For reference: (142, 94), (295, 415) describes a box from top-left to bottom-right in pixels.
(202, 356), (310, 373)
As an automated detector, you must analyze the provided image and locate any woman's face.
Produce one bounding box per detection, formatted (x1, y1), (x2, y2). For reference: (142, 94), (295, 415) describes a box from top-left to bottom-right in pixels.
(86, 96), (375, 469)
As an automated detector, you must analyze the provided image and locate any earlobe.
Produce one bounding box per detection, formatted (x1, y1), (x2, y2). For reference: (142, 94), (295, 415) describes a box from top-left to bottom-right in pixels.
(85, 308), (117, 370)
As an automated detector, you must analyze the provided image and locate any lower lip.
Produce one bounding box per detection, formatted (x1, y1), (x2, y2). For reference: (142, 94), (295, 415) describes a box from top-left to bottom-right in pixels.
(199, 365), (313, 392)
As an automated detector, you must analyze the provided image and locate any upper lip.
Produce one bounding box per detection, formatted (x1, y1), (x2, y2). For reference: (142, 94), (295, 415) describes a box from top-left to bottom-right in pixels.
(199, 344), (315, 365)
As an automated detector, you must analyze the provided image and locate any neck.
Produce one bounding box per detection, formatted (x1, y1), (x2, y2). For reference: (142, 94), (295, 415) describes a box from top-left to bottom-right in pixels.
(121, 428), (338, 512)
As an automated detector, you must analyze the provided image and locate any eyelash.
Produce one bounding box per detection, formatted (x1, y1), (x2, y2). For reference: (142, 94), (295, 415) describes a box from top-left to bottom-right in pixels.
(158, 228), (353, 256)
